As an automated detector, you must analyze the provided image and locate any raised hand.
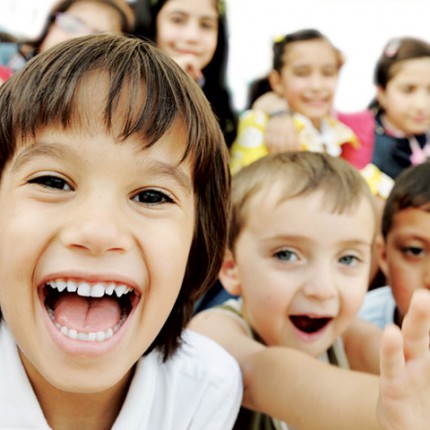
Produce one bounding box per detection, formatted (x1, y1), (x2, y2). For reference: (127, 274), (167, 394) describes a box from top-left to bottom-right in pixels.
(377, 289), (430, 430)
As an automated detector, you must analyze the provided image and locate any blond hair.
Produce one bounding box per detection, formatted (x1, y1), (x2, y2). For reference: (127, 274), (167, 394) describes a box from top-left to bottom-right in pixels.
(228, 152), (375, 249)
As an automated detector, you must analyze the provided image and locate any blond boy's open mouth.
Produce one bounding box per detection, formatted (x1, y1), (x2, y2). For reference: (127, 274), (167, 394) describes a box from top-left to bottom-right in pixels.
(289, 315), (332, 334)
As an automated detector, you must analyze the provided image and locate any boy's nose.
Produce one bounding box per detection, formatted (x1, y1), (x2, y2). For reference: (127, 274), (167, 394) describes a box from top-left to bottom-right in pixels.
(60, 198), (133, 256)
(303, 266), (337, 300)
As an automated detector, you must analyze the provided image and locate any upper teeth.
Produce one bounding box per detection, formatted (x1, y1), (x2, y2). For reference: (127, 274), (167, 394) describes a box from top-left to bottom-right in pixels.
(46, 279), (133, 298)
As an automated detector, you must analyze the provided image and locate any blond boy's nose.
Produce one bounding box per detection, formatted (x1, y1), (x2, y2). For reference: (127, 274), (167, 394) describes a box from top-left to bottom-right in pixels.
(303, 268), (337, 300)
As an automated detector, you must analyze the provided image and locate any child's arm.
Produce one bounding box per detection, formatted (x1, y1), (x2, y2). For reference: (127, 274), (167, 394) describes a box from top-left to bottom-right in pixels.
(251, 91), (300, 152)
(240, 346), (381, 430)
(190, 307), (381, 430)
(191, 289), (430, 430)
(241, 289), (430, 430)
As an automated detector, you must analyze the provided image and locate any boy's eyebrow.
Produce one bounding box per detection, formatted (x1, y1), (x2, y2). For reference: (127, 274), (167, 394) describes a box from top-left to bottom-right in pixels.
(10, 143), (193, 192)
(10, 143), (73, 172)
(143, 159), (193, 193)
(261, 234), (372, 247)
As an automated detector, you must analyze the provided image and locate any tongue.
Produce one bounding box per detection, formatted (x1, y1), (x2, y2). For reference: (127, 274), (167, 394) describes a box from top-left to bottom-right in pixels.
(54, 295), (122, 333)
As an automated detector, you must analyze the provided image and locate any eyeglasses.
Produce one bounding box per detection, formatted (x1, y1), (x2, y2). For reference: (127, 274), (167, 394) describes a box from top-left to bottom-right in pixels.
(54, 12), (100, 36)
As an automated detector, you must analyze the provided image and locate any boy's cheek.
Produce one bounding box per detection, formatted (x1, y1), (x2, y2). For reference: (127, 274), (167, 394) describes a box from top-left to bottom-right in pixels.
(392, 280), (416, 318)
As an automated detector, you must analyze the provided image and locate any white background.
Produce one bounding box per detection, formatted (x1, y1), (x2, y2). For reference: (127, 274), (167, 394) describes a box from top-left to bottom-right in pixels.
(1, 0), (430, 112)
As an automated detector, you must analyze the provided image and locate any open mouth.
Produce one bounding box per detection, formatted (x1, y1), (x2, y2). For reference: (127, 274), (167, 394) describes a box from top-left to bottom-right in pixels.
(43, 279), (138, 342)
(289, 315), (332, 334)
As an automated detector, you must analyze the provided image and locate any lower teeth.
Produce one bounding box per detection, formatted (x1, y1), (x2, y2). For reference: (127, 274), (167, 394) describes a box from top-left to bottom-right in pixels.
(47, 308), (127, 342)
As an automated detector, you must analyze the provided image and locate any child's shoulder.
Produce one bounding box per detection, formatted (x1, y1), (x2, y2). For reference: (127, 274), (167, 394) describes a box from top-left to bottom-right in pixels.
(125, 329), (242, 428)
(137, 329), (242, 386)
(358, 286), (396, 330)
(174, 329), (242, 377)
(0, 323), (49, 428)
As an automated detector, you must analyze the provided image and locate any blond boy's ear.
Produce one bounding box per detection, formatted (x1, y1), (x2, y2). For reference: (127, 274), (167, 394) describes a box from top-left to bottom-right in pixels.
(219, 249), (242, 296)
(375, 233), (389, 279)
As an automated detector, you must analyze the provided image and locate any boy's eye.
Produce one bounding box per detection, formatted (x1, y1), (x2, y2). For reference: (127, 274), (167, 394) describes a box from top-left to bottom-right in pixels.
(274, 249), (298, 262)
(402, 246), (425, 257)
(339, 254), (359, 267)
(28, 175), (72, 191)
(132, 189), (173, 205)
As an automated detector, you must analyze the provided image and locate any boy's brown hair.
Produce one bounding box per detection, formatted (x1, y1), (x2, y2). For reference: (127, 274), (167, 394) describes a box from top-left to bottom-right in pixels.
(0, 33), (230, 359)
(382, 161), (430, 239)
(228, 151), (375, 250)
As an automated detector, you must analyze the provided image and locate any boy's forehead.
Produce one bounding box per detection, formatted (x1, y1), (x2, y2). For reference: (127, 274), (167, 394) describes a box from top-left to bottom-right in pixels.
(31, 71), (185, 147)
(19, 116), (190, 156)
(73, 72), (146, 126)
(239, 183), (292, 221)
(391, 205), (430, 226)
(242, 185), (372, 216)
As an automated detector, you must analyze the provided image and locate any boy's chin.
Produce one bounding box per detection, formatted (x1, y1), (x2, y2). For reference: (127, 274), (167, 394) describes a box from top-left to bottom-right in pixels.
(20, 320), (140, 396)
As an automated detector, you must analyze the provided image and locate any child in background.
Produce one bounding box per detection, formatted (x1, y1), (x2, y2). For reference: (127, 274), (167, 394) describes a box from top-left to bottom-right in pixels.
(0, 33), (242, 429)
(0, 65), (13, 84)
(135, 0), (237, 314)
(342, 38), (430, 288)
(360, 37), (430, 179)
(133, 0), (237, 147)
(358, 161), (430, 328)
(253, 36), (430, 197)
(0, 0), (135, 74)
(190, 151), (430, 430)
(230, 29), (360, 174)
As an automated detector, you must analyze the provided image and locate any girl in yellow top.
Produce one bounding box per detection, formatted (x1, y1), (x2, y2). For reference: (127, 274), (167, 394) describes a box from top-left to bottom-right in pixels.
(230, 29), (359, 175)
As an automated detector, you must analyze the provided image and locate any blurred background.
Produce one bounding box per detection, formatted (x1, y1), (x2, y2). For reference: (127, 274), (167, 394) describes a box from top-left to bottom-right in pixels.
(1, 0), (429, 112)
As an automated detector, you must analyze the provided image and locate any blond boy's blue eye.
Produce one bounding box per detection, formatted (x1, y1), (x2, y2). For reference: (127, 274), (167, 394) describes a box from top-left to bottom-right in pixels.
(339, 255), (358, 266)
(274, 249), (298, 262)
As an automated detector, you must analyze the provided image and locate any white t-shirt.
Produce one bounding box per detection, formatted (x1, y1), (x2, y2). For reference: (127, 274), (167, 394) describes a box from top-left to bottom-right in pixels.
(357, 286), (397, 329)
(0, 323), (242, 429)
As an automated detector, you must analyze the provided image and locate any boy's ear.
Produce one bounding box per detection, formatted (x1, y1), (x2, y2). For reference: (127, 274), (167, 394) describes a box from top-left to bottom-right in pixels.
(268, 69), (283, 95)
(375, 234), (389, 279)
(219, 249), (242, 296)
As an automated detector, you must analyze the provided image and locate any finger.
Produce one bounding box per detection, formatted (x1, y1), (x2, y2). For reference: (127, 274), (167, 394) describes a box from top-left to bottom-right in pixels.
(170, 55), (202, 81)
(185, 64), (203, 82)
(380, 324), (404, 379)
(402, 289), (430, 360)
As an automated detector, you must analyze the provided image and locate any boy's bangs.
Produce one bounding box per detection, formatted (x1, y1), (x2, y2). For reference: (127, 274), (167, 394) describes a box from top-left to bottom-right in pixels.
(0, 34), (212, 162)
